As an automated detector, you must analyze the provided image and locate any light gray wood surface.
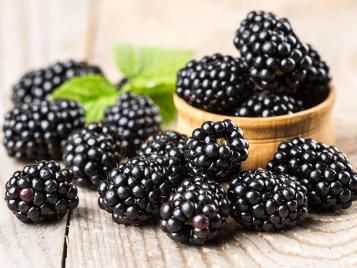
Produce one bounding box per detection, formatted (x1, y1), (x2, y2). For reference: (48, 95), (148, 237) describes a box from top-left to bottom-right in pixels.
(1, 1), (357, 267)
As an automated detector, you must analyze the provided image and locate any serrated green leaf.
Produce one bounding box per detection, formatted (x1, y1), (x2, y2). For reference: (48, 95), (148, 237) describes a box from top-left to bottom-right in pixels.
(51, 75), (120, 124)
(114, 43), (193, 125)
(113, 43), (193, 82)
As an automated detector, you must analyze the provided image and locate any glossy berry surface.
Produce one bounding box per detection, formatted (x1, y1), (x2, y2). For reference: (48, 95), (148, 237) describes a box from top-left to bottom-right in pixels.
(140, 130), (187, 159)
(267, 138), (355, 210)
(296, 44), (331, 107)
(234, 11), (312, 94)
(176, 53), (254, 114)
(185, 120), (249, 182)
(160, 176), (229, 245)
(228, 168), (308, 231)
(139, 131), (188, 188)
(4, 160), (79, 223)
(63, 123), (122, 188)
(98, 157), (175, 225)
(3, 100), (85, 160)
(235, 91), (304, 117)
(12, 60), (102, 104)
(103, 93), (162, 157)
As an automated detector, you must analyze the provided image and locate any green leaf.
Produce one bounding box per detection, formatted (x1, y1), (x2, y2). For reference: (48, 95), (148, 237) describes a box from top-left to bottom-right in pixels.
(51, 75), (120, 124)
(124, 82), (176, 125)
(113, 42), (193, 81)
(114, 43), (193, 125)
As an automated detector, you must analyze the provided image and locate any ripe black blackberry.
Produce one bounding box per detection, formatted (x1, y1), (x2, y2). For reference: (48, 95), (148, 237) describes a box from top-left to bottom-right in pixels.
(103, 93), (162, 157)
(228, 168), (308, 231)
(139, 131), (188, 187)
(267, 138), (355, 210)
(98, 157), (175, 225)
(63, 123), (122, 188)
(160, 176), (229, 245)
(235, 91), (304, 117)
(234, 11), (312, 94)
(185, 120), (249, 182)
(297, 44), (331, 107)
(4, 160), (79, 223)
(12, 60), (102, 104)
(3, 100), (85, 161)
(140, 130), (187, 159)
(176, 53), (254, 114)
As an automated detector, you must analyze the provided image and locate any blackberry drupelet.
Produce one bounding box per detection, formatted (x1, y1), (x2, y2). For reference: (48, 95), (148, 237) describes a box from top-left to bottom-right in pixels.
(297, 44), (331, 107)
(4, 160), (79, 223)
(228, 168), (308, 231)
(12, 60), (102, 104)
(176, 53), (254, 114)
(3, 100), (85, 160)
(233, 11), (312, 94)
(160, 176), (229, 245)
(267, 138), (355, 210)
(185, 120), (249, 182)
(235, 91), (304, 117)
(63, 123), (122, 188)
(98, 157), (174, 225)
(103, 93), (162, 157)
(139, 131), (188, 189)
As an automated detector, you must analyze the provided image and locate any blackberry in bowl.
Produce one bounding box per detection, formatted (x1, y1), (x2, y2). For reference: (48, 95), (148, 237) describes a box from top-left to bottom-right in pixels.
(176, 53), (254, 115)
(234, 91), (304, 117)
(233, 11), (312, 94)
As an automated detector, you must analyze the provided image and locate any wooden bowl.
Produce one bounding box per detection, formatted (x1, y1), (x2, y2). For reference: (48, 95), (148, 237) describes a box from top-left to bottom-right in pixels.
(174, 87), (336, 169)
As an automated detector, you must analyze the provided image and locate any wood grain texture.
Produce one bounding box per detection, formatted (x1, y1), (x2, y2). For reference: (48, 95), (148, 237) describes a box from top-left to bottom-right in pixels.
(1, 0), (357, 268)
(0, 0), (91, 267)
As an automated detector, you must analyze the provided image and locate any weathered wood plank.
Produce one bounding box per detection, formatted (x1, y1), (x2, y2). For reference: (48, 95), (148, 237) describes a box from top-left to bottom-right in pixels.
(65, 1), (357, 268)
(0, 0), (91, 267)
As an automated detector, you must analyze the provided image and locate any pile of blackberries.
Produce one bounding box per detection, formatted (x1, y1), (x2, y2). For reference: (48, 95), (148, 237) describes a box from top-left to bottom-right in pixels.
(3, 11), (355, 248)
(176, 11), (331, 117)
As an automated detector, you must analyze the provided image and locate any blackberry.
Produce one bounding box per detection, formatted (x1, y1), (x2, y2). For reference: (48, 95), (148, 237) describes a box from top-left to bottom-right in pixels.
(3, 100), (85, 160)
(103, 93), (162, 157)
(176, 53), (254, 114)
(160, 176), (229, 245)
(12, 60), (102, 104)
(98, 157), (175, 225)
(297, 44), (331, 107)
(234, 11), (312, 94)
(140, 130), (187, 159)
(228, 168), (308, 231)
(185, 120), (249, 182)
(139, 131), (188, 189)
(267, 138), (355, 210)
(4, 160), (79, 223)
(235, 91), (304, 117)
(63, 123), (122, 188)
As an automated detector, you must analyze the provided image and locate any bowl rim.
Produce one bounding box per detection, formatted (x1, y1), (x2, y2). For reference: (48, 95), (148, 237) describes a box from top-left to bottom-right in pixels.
(174, 86), (335, 127)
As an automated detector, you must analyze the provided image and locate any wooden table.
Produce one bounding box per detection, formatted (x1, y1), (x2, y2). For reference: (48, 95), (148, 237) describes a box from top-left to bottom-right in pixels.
(1, 1), (357, 267)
